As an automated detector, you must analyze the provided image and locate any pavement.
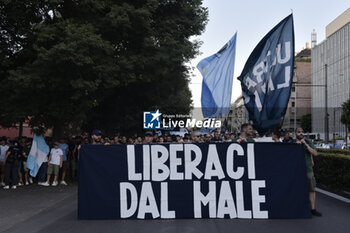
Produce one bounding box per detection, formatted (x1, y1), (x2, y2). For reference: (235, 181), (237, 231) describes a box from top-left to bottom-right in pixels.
(1, 183), (350, 233)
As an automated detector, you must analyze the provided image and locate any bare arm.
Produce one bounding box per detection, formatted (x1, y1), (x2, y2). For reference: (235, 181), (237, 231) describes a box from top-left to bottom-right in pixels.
(60, 155), (63, 168)
(48, 153), (52, 164)
(4, 151), (10, 163)
(302, 139), (318, 156)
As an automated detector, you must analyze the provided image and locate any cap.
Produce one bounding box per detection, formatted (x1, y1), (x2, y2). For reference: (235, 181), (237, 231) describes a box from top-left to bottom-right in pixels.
(91, 129), (101, 136)
(145, 131), (153, 136)
(54, 142), (59, 146)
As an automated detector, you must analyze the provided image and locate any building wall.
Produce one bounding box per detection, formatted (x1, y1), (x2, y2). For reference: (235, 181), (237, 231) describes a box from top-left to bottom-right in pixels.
(223, 96), (248, 133)
(326, 8), (350, 38)
(312, 22), (350, 139)
(283, 61), (311, 131)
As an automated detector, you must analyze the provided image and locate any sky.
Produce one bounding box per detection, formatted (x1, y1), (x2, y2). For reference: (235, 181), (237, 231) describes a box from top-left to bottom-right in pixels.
(189, 0), (350, 112)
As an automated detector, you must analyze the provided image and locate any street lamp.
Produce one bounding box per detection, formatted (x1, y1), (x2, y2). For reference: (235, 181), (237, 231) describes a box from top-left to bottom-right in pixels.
(325, 64), (329, 144)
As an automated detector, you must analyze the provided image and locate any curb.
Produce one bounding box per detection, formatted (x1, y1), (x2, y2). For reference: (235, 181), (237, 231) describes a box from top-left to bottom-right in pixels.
(316, 187), (350, 203)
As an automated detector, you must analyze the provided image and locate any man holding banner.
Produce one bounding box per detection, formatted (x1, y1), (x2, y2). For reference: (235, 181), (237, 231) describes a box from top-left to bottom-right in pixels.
(232, 123), (255, 143)
(293, 127), (322, 217)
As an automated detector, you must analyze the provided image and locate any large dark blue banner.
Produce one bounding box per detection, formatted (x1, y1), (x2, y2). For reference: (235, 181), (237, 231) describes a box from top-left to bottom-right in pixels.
(78, 143), (311, 219)
(238, 14), (294, 135)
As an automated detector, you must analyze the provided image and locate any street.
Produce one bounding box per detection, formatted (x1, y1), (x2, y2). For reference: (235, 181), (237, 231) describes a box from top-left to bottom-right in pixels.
(1, 184), (350, 233)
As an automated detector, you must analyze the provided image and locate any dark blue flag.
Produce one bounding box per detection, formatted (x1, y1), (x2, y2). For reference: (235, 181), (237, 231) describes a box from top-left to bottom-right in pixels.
(238, 15), (294, 134)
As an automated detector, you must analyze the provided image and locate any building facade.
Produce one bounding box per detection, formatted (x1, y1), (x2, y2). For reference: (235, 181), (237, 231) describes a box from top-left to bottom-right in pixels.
(282, 44), (312, 132)
(311, 8), (350, 140)
(222, 96), (248, 133)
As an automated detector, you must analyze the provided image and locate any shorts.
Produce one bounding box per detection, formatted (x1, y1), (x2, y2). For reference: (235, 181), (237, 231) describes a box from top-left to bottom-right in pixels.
(307, 172), (316, 192)
(18, 161), (28, 173)
(62, 161), (70, 170)
(71, 160), (76, 171)
(47, 164), (60, 176)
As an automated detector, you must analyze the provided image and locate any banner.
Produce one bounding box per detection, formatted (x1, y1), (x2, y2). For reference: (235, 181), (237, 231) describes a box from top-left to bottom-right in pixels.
(197, 33), (237, 118)
(78, 143), (311, 219)
(238, 14), (294, 134)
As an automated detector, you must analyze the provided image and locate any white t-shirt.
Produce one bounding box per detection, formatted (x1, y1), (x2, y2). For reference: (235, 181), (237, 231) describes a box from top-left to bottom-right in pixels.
(50, 148), (63, 165)
(0, 145), (9, 162)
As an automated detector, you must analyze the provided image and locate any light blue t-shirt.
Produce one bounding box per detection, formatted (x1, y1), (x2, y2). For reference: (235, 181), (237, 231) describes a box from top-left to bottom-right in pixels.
(58, 143), (69, 161)
(0, 145), (9, 162)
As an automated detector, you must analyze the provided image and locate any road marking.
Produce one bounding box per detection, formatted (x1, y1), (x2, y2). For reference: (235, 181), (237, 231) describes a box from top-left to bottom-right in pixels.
(316, 188), (350, 203)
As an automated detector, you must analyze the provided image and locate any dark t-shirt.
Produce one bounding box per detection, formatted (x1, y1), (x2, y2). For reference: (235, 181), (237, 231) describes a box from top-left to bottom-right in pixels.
(7, 146), (23, 163)
(21, 145), (30, 161)
(211, 137), (222, 142)
(232, 137), (255, 143)
(291, 139), (316, 173)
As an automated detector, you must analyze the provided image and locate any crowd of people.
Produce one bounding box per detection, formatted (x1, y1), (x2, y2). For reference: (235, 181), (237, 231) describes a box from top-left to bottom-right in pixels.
(0, 124), (321, 216)
(0, 136), (78, 190)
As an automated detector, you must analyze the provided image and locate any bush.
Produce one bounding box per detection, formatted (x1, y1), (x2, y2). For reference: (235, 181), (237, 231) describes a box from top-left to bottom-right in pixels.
(314, 153), (350, 192)
(316, 148), (350, 156)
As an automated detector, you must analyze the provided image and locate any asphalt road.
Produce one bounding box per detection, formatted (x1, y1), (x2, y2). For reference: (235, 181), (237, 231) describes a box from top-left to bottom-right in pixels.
(1, 184), (350, 233)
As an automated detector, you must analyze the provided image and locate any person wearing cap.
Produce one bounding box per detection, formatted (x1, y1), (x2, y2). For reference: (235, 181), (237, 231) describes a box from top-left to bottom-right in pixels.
(91, 130), (102, 144)
(42, 142), (63, 187)
(144, 132), (153, 144)
(211, 131), (222, 142)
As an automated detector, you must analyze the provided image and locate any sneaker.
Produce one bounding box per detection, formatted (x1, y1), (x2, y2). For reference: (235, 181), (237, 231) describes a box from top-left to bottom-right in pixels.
(60, 181), (68, 186)
(311, 209), (322, 217)
(3, 185), (9, 190)
(52, 181), (58, 186)
(25, 181), (29, 185)
(38, 182), (43, 186)
(41, 182), (50, 187)
(18, 182), (23, 186)
(11, 185), (17, 189)
(0, 182), (5, 186)
(28, 177), (33, 184)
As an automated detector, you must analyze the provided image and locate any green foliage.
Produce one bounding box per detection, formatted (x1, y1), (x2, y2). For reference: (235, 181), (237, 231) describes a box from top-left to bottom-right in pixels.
(316, 148), (350, 156)
(341, 96), (350, 126)
(314, 153), (350, 192)
(301, 114), (311, 133)
(0, 0), (208, 136)
(295, 57), (311, 63)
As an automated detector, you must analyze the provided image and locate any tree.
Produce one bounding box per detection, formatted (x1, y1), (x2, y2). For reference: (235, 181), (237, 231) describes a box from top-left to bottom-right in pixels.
(0, 0), (208, 137)
(341, 97), (350, 126)
(341, 96), (350, 147)
(301, 114), (311, 133)
(0, 1), (44, 128)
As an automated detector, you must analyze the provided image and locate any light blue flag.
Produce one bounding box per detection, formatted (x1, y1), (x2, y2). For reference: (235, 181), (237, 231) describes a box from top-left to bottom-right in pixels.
(26, 134), (50, 177)
(197, 33), (237, 118)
